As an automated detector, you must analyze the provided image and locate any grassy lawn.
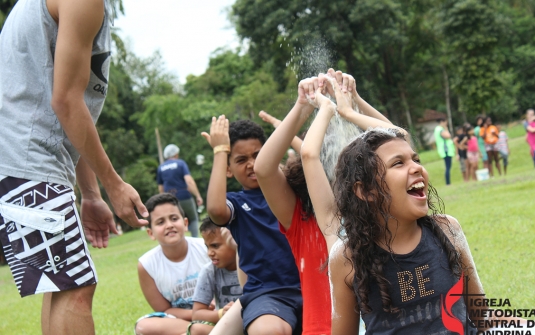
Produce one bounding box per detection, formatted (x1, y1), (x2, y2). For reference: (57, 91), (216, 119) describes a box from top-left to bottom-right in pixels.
(0, 123), (533, 334)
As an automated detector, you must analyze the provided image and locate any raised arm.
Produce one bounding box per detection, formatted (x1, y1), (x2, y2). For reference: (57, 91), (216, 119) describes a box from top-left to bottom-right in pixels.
(254, 79), (317, 229)
(48, 0), (147, 228)
(300, 87), (339, 251)
(258, 110), (304, 154)
(202, 116), (232, 225)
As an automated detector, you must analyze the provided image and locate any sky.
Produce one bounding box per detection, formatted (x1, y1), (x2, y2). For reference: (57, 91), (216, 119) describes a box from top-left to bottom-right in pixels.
(115, 0), (239, 83)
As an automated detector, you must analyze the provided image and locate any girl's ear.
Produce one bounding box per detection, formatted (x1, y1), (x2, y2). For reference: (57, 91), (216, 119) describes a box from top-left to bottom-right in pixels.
(353, 182), (366, 201)
(353, 182), (375, 202)
(226, 166), (233, 178)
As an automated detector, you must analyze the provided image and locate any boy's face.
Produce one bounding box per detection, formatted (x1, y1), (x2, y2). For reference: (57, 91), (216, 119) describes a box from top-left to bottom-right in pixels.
(226, 138), (263, 190)
(201, 229), (236, 271)
(147, 203), (188, 246)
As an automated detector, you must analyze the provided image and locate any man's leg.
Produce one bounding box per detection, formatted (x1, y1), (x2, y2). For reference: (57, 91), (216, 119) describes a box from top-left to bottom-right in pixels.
(444, 156), (452, 185)
(179, 198), (199, 237)
(42, 293), (52, 335)
(45, 284), (96, 335)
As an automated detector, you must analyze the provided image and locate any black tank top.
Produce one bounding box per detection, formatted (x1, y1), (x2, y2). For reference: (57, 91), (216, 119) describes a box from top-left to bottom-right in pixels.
(359, 224), (477, 334)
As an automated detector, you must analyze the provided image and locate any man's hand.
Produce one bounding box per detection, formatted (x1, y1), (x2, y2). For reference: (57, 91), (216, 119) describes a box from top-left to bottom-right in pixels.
(196, 195), (203, 206)
(105, 182), (148, 229)
(201, 115), (230, 149)
(81, 198), (117, 248)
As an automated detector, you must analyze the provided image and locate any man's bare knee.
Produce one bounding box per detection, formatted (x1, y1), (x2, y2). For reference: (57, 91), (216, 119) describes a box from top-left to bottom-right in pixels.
(247, 315), (292, 335)
(51, 284), (96, 312)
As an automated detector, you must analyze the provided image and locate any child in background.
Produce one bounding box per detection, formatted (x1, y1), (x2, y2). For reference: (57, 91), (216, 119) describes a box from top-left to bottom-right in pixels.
(135, 193), (210, 335)
(474, 115), (489, 170)
(188, 218), (242, 335)
(453, 126), (468, 182)
(466, 125), (480, 181)
(525, 111), (535, 167)
(329, 128), (526, 333)
(202, 118), (302, 335)
(495, 123), (510, 175)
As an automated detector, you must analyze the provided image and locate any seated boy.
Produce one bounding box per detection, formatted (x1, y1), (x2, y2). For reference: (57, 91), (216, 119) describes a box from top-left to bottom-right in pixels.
(202, 117), (302, 335)
(135, 193), (210, 335)
(188, 218), (243, 335)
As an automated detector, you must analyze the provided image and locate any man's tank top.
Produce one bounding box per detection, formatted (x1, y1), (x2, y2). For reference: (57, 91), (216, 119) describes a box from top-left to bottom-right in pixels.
(0, 0), (112, 189)
(360, 224), (477, 334)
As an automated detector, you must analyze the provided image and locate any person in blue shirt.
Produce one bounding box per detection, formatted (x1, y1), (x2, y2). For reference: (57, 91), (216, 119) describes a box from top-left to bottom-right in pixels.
(157, 144), (203, 237)
(203, 117), (302, 335)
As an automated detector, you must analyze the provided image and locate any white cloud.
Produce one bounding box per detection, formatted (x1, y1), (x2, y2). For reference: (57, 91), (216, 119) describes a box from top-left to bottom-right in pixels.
(115, 0), (239, 83)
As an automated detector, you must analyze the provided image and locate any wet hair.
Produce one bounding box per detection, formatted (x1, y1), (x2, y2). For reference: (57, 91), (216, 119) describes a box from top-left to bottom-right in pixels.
(199, 216), (219, 235)
(145, 193), (185, 227)
(228, 119), (266, 149)
(333, 128), (462, 314)
(283, 155), (314, 218)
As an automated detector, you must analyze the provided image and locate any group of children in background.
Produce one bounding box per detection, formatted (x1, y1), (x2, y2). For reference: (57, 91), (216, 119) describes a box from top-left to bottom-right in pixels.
(452, 115), (510, 182)
(132, 69), (527, 335)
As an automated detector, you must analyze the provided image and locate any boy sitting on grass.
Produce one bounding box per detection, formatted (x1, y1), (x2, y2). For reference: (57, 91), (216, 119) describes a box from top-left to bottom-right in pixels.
(135, 193), (210, 335)
(202, 117), (302, 335)
(187, 218), (243, 335)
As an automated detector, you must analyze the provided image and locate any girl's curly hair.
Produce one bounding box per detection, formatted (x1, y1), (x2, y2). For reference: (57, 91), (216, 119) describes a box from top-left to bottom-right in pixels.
(332, 128), (462, 314)
(284, 155), (314, 218)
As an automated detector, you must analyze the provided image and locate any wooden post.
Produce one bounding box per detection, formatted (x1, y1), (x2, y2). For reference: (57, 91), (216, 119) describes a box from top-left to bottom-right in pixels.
(442, 65), (454, 134)
(155, 128), (164, 164)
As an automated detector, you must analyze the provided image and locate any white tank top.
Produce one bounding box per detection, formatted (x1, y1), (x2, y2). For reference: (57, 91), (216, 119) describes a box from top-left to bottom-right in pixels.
(139, 237), (210, 309)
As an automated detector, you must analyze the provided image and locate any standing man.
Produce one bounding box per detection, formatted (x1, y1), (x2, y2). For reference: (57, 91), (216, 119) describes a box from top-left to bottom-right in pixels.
(0, 0), (148, 334)
(434, 118), (456, 185)
(157, 144), (203, 237)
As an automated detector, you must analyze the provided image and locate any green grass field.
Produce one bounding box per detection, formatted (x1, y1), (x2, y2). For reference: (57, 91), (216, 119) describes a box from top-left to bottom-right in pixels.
(1, 124), (534, 334)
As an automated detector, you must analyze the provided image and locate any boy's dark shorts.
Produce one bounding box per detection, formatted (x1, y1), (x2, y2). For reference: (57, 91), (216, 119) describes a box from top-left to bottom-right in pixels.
(240, 287), (302, 335)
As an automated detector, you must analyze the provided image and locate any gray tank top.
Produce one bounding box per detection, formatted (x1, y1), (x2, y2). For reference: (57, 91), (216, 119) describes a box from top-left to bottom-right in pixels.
(360, 224), (477, 334)
(0, 0), (112, 188)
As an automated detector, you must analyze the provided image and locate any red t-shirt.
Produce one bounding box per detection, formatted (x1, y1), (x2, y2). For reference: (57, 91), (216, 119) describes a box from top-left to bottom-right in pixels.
(280, 199), (332, 335)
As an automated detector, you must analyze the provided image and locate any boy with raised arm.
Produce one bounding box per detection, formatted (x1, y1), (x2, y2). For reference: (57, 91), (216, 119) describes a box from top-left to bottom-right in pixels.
(135, 193), (209, 335)
(202, 117), (302, 335)
(188, 218), (242, 335)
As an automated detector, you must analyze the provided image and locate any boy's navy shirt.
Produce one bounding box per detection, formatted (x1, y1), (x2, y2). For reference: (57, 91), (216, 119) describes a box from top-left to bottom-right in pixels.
(225, 188), (301, 294)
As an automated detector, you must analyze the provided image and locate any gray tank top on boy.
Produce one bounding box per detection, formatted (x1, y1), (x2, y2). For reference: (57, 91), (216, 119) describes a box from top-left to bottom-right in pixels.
(360, 224), (477, 334)
(0, 0), (112, 189)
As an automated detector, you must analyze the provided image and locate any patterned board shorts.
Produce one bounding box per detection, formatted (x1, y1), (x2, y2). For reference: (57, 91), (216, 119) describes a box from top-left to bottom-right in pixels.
(0, 175), (97, 297)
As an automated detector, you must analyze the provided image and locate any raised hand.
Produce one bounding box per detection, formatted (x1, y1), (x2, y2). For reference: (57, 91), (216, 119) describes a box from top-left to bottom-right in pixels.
(297, 76), (321, 105)
(201, 115), (230, 149)
(81, 198), (117, 248)
(258, 110), (282, 128)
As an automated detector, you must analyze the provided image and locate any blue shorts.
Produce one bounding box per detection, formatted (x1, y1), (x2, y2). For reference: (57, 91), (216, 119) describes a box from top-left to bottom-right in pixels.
(240, 287), (302, 335)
